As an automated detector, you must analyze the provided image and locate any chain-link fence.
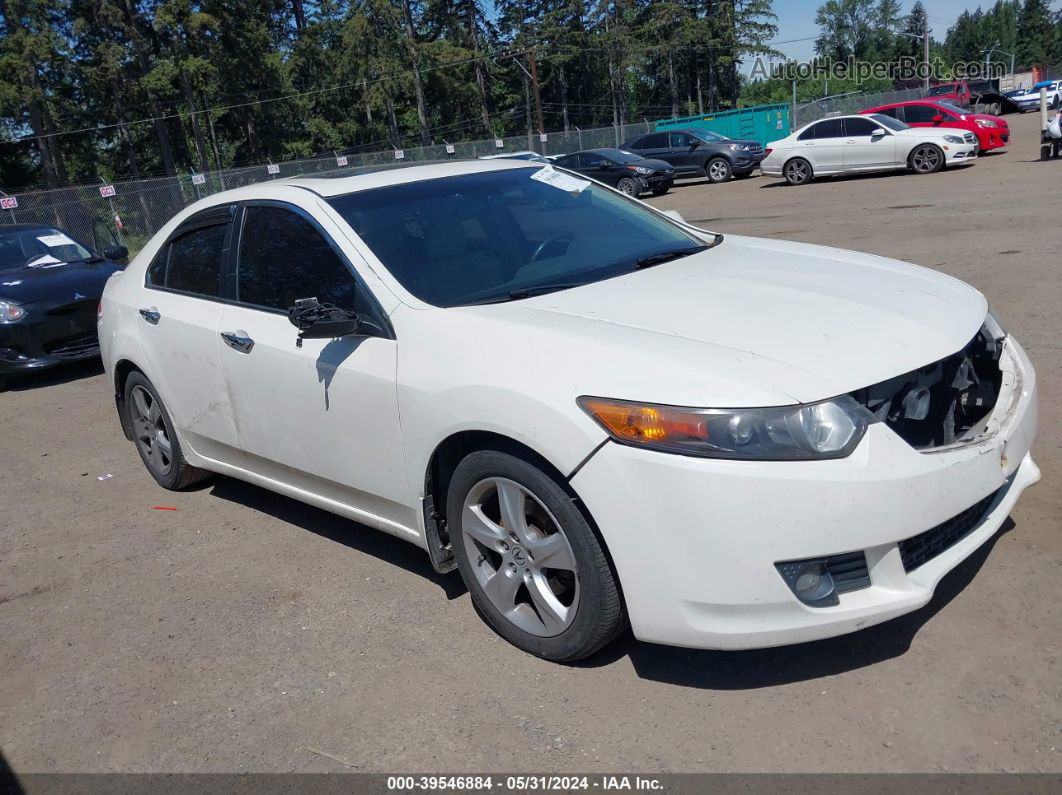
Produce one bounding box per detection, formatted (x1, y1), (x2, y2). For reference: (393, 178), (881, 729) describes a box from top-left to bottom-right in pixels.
(0, 120), (656, 256)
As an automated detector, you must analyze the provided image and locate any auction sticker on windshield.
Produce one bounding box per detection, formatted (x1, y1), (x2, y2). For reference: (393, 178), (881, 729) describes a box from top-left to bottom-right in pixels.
(37, 233), (78, 248)
(530, 166), (590, 193)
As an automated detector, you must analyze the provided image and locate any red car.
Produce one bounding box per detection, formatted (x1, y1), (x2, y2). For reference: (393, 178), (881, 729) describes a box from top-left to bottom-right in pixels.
(861, 100), (1010, 152)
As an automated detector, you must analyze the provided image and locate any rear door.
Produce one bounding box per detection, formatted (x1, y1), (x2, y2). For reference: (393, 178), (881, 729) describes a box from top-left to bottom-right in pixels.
(628, 132), (673, 167)
(796, 119), (845, 172)
(137, 205), (240, 463)
(842, 116), (897, 170)
(216, 201), (412, 530)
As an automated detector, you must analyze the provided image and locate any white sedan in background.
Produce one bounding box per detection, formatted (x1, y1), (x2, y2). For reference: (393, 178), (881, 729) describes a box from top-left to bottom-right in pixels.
(762, 113), (978, 185)
(99, 160), (1037, 661)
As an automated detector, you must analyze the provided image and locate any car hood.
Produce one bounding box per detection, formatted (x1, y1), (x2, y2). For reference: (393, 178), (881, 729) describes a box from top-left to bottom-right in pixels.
(457, 235), (986, 406)
(636, 158), (674, 171)
(0, 259), (122, 306)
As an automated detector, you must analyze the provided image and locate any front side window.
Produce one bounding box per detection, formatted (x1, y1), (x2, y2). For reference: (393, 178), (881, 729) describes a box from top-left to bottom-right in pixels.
(328, 167), (707, 308)
(668, 132), (691, 148)
(237, 206), (358, 312)
(844, 117), (882, 137)
(164, 224), (226, 297)
(904, 105), (940, 123)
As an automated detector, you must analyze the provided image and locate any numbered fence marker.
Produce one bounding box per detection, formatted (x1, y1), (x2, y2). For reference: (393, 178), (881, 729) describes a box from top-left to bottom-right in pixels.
(539, 133), (548, 143)
(394, 150), (405, 160)
(266, 163), (280, 175)
(445, 144), (455, 155)
(336, 156), (348, 167)
(494, 139), (504, 149)
(191, 174), (206, 185)
(99, 185), (116, 198)
(0, 197), (17, 210)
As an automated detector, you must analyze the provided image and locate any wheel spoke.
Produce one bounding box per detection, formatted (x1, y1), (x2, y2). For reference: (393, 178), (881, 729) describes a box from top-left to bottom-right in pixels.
(528, 532), (576, 572)
(482, 567), (521, 611)
(131, 388), (151, 421)
(526, 573), (569, 633)
(496, 480), (530, 541)
(148, 401), (162, 425)
(462, 504), (505, 548)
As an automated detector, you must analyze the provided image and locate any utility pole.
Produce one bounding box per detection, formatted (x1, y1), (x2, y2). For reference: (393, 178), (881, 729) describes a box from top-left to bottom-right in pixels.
(528, 50), (545, 151)
(924, 20), (931, 91)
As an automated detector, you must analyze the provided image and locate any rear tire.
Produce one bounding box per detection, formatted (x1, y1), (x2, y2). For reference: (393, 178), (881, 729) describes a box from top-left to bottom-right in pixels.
(448, 449), (626, 662)
(909, 143), (944, 174)
(124, 371), (209, 490)
(705, 157), (732, 183)
(783, 158), (813, 186)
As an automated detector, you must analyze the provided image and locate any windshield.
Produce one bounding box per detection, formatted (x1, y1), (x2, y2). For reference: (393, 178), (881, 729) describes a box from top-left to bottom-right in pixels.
(0, 227), (95, 273)
(328, 167), (708, 307)
(872, 114), (909, 131)
(926, 85), (956, 96)
(593, 149), (642, 164)
(935, 101), (967, 115)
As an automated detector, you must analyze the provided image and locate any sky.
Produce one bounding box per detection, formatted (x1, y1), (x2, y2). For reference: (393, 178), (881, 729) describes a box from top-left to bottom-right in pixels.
(766, 0), (1062, 63)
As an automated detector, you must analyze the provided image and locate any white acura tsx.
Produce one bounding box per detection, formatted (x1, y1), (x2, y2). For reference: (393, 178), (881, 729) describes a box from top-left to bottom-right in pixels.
(98, 159), (1039, 661)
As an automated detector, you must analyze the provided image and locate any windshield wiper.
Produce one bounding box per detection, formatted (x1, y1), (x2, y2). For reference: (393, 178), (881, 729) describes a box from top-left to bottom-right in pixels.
(634, 245), (708, 270)
(456, 282), (584, 306)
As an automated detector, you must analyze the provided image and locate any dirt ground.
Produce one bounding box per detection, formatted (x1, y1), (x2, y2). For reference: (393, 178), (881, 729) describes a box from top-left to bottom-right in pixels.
(2, 111), (1059, 774)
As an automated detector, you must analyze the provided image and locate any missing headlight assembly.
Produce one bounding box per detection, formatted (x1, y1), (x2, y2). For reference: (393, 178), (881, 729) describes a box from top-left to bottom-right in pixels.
(849, 323), (1005, 450)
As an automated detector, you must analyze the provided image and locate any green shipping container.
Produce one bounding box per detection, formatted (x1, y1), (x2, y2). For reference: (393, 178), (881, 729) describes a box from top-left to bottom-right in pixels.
(654, 104), (791, 146)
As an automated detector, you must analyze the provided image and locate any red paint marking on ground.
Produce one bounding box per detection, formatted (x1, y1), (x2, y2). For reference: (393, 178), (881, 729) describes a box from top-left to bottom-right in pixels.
(151, 506), (178, 511)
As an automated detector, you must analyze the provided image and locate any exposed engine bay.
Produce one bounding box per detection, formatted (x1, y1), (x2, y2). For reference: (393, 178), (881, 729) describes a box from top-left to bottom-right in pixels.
(850, 324), (1005, 450)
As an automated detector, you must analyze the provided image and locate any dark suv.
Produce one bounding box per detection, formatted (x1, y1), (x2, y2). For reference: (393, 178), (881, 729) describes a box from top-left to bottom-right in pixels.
(621, 128), (766, 183)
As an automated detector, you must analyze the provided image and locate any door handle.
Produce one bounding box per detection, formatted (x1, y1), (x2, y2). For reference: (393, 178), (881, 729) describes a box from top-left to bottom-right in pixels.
(139, 308), (160, 325)
(220, 332), (255, 353)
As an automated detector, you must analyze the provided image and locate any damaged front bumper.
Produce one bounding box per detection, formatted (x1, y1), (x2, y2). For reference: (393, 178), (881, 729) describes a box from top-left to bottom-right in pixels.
(571, 335), (1039, 650)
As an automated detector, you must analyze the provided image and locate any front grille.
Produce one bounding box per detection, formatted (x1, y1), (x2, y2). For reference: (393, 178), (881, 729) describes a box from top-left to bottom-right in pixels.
(899, 489), (1001, 572)
(826, 551), (871, 594)
(964, 132), (976, 144)
(849, 324), (1004, 450)
(46, 333), (99, 359)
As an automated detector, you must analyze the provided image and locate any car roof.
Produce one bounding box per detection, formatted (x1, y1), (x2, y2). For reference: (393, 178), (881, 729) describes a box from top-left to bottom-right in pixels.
(188, 158), (540, 205)
(0, 223), (61, 233)
(868, 100), (946, 109)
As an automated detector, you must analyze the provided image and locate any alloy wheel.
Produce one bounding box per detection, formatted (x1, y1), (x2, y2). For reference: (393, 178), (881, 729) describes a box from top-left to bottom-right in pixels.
(708, 160), (731, 181)
(130, 384), (173, 476)
(460, 477), (580, 637)
(911, 145), (942, 173)
(785, 160), (809, 184)
(617, 178), (638, 196)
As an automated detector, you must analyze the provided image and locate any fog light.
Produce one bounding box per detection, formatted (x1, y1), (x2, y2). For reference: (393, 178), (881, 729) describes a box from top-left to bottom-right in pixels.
(776, 559), (838, 607)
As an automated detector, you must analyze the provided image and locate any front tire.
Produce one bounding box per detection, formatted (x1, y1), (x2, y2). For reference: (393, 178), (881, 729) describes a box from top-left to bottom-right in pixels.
(448, 450), (625, 662)
(705, 157), (732, 183)
(783, 158), (813, 185)
(124, 372), (209, 490)
(909, 143), (944, 174)
(616, 177), (640, 197)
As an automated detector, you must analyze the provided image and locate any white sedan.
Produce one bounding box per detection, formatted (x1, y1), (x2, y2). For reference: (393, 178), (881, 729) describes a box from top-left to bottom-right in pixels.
(99, 160), (1039, 661)
(762, 113), (978, 185)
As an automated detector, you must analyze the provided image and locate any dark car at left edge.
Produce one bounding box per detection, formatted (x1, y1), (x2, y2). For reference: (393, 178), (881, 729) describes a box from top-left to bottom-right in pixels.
(552, 148), (675, 197)
(0, 223), (127, 389)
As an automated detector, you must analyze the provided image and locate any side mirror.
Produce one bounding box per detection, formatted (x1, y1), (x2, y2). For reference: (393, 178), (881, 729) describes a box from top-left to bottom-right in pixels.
(597, 161), (610, 169)
(104, 244), (129, 263)
(689, 140), (701, 150)
(288, 297), (360, 343)
(932, 114), (944, 123)
(871, 128), (886, 139)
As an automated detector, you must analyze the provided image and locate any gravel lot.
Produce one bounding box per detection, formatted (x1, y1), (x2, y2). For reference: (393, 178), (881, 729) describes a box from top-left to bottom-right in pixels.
(2, 111), (1059, 774)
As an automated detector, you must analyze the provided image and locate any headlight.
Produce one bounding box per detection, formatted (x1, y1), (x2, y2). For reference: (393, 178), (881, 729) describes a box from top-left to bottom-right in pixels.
(0, 299), (26, 323)
(943, 135), (964, 144)
(985, 306), (1006, 340)
(975, 119), (998, 128)
(727, 144), (751, 151)
(634, 166), (654, 175)
(578, 395), (874, 460)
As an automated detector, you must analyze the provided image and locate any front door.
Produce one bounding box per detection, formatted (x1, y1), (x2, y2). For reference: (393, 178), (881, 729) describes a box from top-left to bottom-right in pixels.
(842, 116), (898, 170)
(136, 207), (239, 463)
(217, 202), (413, 530)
